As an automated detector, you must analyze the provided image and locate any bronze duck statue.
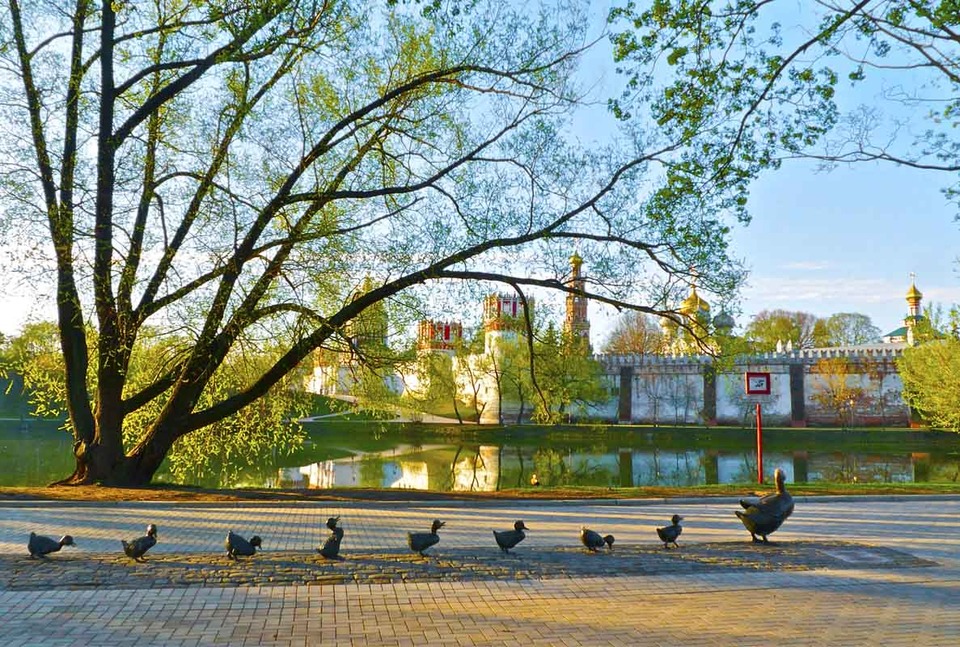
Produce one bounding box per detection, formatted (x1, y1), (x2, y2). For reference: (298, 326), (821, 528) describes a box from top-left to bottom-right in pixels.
(318, 516), (344, 560)
(736, 467), (794, 543)
(493, 520), (529, 553)
(408, 519), (444, 556)
(225, 531), (262, 559)
(28, 532), (75, 558)
(579, 526), (614, 552)
(656, 514), (684, 549)
(122, 523), (158, 562)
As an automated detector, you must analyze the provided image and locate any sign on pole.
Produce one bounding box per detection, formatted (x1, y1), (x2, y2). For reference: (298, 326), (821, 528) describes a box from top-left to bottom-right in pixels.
(744, 371), (771, 395)
(744, 372), (771, 484)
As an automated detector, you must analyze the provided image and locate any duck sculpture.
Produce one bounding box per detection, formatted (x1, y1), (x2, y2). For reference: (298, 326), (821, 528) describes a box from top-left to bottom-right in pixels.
(28, 532), (75, 558)
(408, 519), (444, 556)
(122, 523), (158, 562)
(225, 531), (262, 559)
(580, 526), (614, 552)
(656, 514), (684, 549)
(735, 467), (795, 544)
(493, 520), (529, 553)
(318, 516), (344, 560)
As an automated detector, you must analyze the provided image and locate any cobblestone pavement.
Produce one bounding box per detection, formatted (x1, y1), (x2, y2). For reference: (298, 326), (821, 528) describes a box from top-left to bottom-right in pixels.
(1, 496), (959, 645)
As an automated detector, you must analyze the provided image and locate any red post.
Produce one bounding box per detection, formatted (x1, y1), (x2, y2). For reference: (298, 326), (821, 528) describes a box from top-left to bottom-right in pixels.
(755, 402), (763, 484)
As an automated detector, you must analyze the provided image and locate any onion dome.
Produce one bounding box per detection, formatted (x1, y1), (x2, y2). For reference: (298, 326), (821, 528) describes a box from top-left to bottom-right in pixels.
(712, 311), (735, 331)
(679, 286), (710, 316)
(906, 281), (923, 302)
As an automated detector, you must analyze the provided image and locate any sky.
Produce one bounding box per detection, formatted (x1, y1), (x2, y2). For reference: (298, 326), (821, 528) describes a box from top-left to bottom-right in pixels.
(582, 0), (960, 347)
(2, 2), (959, 347)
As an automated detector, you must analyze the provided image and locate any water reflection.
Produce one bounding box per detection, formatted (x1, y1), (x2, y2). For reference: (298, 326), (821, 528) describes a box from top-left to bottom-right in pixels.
(4, 422), (960, 490)
(280, 446), (955, 491)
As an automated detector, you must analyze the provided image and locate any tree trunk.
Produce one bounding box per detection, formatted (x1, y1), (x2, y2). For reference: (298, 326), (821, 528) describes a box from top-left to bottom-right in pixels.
(52, 421), (175, 487)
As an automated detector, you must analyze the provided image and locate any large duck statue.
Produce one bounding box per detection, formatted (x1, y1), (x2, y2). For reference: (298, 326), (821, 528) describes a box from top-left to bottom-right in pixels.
(736, 468), (794, 544)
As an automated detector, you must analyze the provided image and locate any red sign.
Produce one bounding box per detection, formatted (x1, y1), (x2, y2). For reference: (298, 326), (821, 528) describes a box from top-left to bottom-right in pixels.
(744, 372), (771, 395)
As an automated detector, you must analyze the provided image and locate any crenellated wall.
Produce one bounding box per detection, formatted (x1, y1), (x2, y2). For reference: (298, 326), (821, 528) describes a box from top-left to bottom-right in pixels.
(590, 344), (911, 427)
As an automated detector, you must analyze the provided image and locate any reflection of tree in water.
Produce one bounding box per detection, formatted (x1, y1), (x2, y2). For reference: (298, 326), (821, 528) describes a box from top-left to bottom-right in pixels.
(730, 454), (758, 484)
(532, 448), (612, 487)
(360, 455), (385, 487)
(445, 445), (494, 492)
(818, 455), (911, 484)
(929, 461), (960, 483)
(632, 449), (704, 486)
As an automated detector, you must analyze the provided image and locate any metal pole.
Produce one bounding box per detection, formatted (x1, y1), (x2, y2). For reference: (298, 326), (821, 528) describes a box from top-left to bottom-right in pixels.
(756, 402), (763, 484)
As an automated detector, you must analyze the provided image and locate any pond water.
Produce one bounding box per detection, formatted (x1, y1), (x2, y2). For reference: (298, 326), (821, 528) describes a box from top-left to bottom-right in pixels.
(4, 420), (960, 490)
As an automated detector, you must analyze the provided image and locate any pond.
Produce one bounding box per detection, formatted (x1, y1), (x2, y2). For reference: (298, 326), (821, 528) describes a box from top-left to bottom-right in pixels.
(4, 420), (960, 490)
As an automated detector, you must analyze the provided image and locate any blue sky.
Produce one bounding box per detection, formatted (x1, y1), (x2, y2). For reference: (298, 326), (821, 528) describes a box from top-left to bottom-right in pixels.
(728, 158), (960, 337)
(2, 1), (959, 345)
(582, 0), (960, 346)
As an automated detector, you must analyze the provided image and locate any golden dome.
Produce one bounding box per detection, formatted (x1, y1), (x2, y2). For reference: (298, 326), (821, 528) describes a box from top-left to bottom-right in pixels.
(906, 281), (923, 302)
(679, 286), (710, 316)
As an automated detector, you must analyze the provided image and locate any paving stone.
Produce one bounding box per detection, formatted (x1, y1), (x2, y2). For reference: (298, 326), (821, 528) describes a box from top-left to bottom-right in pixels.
(1, 497), (959, 646)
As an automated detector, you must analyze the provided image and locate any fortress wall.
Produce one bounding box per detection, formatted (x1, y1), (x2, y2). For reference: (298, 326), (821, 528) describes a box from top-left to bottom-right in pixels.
(594, 347), (911, 427)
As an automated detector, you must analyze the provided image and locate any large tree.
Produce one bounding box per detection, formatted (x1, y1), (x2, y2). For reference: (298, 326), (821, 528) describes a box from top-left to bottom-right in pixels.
(603, 311), (664, 355)
(608, 1), (960, 208)
(1, 0), (748, 485)
(898, 307), (960, 430)
(817, 312), (881, 347)
(744, 309), (821, 351)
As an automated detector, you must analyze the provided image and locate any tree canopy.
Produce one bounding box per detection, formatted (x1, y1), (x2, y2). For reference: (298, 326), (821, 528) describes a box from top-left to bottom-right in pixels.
(603, 311), (664, 355)
(744, 309), (820, 351)
(0, 0), (752, 485)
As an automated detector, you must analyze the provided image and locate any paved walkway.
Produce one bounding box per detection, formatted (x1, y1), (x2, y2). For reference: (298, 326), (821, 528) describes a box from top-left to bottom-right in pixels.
(1, 496), (959, 645)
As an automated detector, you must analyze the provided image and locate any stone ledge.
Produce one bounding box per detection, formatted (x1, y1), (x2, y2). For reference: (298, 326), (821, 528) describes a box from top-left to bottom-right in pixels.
(0, 541), (934, 591)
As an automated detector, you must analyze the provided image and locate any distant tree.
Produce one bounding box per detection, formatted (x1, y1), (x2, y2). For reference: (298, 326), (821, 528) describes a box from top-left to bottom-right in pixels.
(817, 313), (881, 347)
(530, 324), (606, 423)
(899, 334), (960, 432)
(745, 310), (821, 351)
(0, 322), (66, 417)
(637, 373), (666, 426)
(811, 358), (869, 428)
(603, 312), (664, 355)
(404, 350), (463, 424)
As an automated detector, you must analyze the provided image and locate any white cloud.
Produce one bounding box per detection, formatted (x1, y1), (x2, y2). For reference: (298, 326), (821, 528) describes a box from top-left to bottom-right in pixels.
(780, 260), (833, 271)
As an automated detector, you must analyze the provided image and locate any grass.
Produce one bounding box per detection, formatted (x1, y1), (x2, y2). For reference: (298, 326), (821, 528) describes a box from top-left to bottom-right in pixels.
(3, 480), (960, 504)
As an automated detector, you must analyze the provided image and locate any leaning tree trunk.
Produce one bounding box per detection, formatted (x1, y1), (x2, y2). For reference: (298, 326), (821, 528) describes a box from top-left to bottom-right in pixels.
(52, 419), (176, 487)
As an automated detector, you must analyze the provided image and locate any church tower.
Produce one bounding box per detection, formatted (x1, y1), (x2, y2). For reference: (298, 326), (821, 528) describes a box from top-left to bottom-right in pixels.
(564, 253), (591, 351)
(905, 275), (923, 346)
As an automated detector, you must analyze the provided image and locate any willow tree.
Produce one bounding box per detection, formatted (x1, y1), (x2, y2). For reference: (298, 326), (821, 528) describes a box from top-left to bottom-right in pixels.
(1, 0), (748, 486)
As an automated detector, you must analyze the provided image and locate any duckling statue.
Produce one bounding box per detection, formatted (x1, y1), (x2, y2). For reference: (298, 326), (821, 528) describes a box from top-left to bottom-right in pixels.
(121, 523), (158, 562)
(28, 532), (75, 558)
(493, 520), (529, 553)
(408, 519), (444, 556)
(736, 467), (794, 544)
(318, 516), (344, 560)
(579, 526), (614, 552)
(656, 514), (684, 549)
(225, 531), (262, 559)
